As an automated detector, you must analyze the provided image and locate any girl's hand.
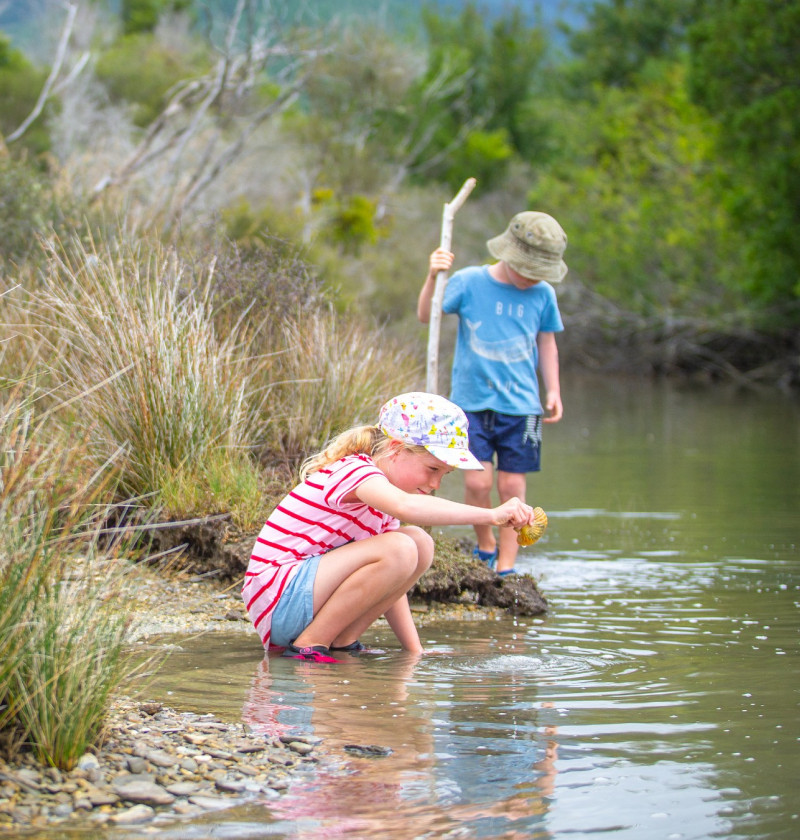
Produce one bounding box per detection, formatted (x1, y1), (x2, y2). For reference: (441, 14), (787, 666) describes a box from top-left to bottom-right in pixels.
(429, 248), (454, 276)
(491, 497), (535, 529)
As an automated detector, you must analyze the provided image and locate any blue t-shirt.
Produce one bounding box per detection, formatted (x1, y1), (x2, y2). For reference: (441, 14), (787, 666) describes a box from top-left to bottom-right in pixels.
(442, 265), (564, 415)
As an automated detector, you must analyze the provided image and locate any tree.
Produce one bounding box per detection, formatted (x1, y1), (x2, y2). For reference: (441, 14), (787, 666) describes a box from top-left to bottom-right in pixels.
(566, 0), (694, 89)
(90, 0), (325, 231)
(0, 34), (51, 156)
(121, 0), (193, 35)
(528, 62), (743, 317)
(417, 2), (549, 185)
(688, 0), (800, 308)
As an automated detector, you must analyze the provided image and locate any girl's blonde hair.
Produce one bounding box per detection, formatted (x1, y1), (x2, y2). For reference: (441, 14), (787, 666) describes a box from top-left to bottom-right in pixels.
(299, 425), (427, 481)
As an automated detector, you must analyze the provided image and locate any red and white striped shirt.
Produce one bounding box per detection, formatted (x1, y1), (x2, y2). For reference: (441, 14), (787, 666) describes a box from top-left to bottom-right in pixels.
(242, 454), (399, 648)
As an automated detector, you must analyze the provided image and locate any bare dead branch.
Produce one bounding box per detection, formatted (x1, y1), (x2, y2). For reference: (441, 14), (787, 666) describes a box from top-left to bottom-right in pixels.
(7, 1), (81, 144)
(171, 80), (306, 225)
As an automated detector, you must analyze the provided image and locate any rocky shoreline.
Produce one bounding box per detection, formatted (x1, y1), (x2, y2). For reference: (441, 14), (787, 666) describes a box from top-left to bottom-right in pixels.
(0, 697), (323, 831)
(0, 567), (318, 833)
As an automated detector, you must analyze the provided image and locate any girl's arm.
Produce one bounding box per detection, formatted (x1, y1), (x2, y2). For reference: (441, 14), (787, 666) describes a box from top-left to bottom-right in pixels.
(355, 476), (533, 529)
(384, 595), (423, 653)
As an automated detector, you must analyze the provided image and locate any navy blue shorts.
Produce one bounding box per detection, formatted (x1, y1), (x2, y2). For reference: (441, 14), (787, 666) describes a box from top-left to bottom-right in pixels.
(465, 410), (542, 473)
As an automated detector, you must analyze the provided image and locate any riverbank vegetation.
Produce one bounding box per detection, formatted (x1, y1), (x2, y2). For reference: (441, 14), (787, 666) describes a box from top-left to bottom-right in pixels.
(1, 0), (798, 770)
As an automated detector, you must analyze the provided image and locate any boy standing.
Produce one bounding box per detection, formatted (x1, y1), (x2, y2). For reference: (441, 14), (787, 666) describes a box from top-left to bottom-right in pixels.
(417, 211), (567, 575)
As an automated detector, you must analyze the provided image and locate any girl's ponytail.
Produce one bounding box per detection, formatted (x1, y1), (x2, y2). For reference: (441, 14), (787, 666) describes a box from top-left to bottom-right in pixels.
(299, 425), (387, 480)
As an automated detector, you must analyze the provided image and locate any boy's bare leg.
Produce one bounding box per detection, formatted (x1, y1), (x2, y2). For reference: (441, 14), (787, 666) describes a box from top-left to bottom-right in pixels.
(496, 470), (526, 572)
(464, 463), (496, 554)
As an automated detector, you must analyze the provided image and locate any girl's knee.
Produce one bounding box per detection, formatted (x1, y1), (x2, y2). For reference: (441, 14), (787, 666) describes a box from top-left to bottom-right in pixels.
(398, 525), (434, 573)
(387, 527), (431, 574)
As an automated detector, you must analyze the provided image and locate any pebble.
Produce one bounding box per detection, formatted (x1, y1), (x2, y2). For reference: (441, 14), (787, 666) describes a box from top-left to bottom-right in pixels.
(0, 698), (323, 832)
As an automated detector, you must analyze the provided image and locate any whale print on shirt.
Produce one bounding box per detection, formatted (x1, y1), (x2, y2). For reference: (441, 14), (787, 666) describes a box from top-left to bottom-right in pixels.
(466, 320), (534, 363)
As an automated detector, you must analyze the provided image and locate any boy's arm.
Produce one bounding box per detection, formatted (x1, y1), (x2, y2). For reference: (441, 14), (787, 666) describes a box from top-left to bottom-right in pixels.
(417, 248), (454, 324)
(537, 331), (563, 423)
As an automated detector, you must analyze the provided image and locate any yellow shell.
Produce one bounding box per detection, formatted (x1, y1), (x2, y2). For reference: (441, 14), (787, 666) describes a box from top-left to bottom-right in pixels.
(516, 506), (548, 546)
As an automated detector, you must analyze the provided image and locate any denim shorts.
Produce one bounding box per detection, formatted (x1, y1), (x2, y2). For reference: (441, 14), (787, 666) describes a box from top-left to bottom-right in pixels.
(270, 555), (321, 647)
(465, 410), (542, 473)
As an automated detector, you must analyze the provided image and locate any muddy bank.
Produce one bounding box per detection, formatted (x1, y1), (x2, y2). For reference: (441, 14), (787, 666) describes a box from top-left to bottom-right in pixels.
(144, 518), (548, 617)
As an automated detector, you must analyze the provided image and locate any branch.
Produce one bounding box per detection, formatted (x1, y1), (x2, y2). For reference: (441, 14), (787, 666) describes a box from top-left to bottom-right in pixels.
(6, 1), (79, 144)
(169, 80), (305, 227)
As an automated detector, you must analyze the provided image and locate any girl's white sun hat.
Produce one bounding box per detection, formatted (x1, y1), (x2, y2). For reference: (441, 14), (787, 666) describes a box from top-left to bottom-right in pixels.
(379, 392), (484, 470)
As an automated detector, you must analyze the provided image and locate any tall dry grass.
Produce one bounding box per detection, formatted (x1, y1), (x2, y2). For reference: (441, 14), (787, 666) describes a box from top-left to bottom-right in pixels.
(27, 234), (273, 526)
(260, 310), (421, 467)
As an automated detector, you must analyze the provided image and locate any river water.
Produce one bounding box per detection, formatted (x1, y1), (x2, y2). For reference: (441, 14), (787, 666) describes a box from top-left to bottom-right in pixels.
(143, 375), (798, 839)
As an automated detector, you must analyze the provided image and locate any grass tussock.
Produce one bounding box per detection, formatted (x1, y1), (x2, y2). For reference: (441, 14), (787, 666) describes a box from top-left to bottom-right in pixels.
(28, 235), (272, 520)
(261, 310), (421, 466)
(0, 386), (136, 769)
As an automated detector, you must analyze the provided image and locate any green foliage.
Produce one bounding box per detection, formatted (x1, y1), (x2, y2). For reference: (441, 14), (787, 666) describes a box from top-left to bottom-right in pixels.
(326, 194), (382, 255)
(566, 0), (694, 89)
(159, 448), (266, 531)
(0, 33), (51, 156)
(122, 0), (193, 35)
(529, 62), (743, 316)
(95, 32), (209, 127)
(416, 2), (549, 173)
(688, 0), (800, 306)
(443, 128), (513, 192)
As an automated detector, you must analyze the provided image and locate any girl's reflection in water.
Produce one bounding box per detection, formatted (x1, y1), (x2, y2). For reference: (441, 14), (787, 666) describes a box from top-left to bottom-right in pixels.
(241, 649), (559, 838)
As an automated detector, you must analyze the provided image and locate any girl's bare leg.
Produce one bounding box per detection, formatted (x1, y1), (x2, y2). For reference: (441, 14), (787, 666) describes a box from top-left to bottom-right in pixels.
(292, 527), (433, 651)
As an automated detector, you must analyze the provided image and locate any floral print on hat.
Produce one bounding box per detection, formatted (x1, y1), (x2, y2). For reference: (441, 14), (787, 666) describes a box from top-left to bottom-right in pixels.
(379, 392), (483, 470)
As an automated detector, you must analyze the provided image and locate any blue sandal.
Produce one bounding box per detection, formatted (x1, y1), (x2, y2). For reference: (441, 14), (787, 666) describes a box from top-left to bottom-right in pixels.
(472, 546), (498, 570)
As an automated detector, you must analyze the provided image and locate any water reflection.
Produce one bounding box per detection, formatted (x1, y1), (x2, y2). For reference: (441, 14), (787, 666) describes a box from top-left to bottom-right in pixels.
(240, 648), (559, 839)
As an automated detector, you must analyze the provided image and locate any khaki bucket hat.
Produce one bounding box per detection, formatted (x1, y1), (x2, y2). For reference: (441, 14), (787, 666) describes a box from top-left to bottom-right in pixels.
(486, 211), (568, 283)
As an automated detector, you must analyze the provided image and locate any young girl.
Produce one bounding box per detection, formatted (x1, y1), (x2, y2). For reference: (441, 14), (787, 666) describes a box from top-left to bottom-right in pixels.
(242, 392), (538, 662)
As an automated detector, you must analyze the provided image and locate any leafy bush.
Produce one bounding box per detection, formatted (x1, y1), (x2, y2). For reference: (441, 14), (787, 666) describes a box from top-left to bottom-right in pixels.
(0, 34), (51, 157)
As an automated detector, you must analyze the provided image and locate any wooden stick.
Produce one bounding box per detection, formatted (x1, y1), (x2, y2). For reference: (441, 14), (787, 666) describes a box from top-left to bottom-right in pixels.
(426, 177), (476, 394)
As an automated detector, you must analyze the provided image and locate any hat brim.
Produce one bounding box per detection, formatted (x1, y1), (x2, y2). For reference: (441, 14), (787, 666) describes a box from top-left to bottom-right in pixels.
(487, 234), (568, 283)
(425, 445), (484, 471)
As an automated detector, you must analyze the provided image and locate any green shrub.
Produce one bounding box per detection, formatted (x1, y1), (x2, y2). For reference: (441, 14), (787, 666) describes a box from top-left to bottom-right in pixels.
(0, 34), (51, 157)
(95, 33), (209, 127)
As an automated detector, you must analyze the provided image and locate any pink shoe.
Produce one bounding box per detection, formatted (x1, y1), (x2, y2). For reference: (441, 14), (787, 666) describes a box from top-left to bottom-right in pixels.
(281, 644), (340, 663)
